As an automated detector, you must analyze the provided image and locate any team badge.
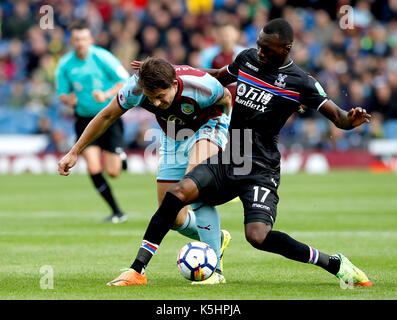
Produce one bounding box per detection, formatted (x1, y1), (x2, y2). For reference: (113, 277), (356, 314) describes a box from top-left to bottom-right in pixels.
(181, 103), (194, 115)
(274, 74), (287, 88)
(237, 83), (247, 96)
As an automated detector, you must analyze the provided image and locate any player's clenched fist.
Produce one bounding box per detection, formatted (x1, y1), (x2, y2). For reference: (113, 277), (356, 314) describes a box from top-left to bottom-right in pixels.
(58, 152), (78, 176)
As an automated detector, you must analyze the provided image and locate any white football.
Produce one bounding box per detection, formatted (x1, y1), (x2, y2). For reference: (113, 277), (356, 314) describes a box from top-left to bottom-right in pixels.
(177, 241), (217, 281)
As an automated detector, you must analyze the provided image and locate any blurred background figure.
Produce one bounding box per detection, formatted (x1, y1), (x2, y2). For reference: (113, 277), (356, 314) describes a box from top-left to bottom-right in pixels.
(55, 20), (129, 224)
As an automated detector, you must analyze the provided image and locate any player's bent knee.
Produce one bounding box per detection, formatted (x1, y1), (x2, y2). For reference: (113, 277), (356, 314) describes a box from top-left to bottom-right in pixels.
(245, 233), (266, 249)
(245, 222), (271, 249)
(168, 183), (190, 203)
(168, 179), (198, 204)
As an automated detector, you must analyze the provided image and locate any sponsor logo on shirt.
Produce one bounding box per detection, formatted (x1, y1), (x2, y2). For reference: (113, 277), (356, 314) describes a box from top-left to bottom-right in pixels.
(235, 83), (273, 112)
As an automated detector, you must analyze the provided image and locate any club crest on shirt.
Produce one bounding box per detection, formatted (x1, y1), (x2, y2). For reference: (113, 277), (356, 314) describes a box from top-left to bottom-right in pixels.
(181, 103), (194, 115)
(274, 73), (287, 88)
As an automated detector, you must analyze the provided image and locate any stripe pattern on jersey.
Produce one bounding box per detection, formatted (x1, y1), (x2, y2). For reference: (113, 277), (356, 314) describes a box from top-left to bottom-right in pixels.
(238, 70), (300, 103)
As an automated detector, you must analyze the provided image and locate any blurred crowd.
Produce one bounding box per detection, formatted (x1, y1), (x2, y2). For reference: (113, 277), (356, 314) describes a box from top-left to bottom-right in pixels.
(1, 0), (397, 153)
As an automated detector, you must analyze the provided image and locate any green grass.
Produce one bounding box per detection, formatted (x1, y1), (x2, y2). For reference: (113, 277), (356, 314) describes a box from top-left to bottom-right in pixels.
(0, 171), (396, 300)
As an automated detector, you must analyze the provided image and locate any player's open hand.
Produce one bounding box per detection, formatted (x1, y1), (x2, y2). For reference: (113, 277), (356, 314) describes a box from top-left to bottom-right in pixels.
(130, 60), (142, 71)
(347, 107), (371, 128)
(58, 152), (78, 176)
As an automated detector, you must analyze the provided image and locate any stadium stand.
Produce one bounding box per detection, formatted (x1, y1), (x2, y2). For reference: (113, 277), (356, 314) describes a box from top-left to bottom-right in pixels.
(1, 0), (397, 155)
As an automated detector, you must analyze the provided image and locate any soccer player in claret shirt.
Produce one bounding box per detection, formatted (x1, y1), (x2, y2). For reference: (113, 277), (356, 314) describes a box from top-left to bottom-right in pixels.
(115, 18), (372, 287)
(58, 57), (233, 285)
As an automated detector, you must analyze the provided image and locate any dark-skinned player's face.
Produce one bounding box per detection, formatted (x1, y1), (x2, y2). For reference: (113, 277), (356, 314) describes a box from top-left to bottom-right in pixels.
(256, 30), (292, 68)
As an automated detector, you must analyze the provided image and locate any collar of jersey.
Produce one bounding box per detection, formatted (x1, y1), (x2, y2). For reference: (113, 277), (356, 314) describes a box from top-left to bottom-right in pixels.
(278, 60), (293, 69)
(174, 76), (183, 101)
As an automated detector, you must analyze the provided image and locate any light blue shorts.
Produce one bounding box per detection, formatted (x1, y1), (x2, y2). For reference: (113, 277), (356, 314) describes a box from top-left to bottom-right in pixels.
(157, 113), (230, 181)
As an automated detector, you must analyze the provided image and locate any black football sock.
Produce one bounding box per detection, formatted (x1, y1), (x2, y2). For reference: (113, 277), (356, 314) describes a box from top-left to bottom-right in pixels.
(90, 173), (122, 215)
(259, 230), (311, 263)
(130, 192), (185, 274)
(259, 230), (341, 275)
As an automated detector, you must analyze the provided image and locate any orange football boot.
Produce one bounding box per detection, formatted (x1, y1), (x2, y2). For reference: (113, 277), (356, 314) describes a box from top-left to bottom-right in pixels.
(106, 270), (147, 286)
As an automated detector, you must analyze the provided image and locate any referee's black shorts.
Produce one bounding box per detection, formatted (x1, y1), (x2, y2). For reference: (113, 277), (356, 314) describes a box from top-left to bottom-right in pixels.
(74, 115), (124, 153)
(185, 153), (280, 227)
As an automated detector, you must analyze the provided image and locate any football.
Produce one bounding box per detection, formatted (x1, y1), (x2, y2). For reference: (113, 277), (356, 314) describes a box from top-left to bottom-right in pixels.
(177, 241), (217, 281)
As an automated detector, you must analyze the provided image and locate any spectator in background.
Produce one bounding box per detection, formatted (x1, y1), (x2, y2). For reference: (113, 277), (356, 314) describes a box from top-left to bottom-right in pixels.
(0, 0), (396, 152)
(138, 26), (160, 59)
(7, 80), (28, 108)
(2, 1), (34, 40)
(35, 116), (52, 135)
(47, 128), (71, 153)
(211, 23), (242, 69)
(26, 71), (52, 112)
(200, 23), (246, 68)
(312, 9), (337, 48)
(110, 18), (140, 71)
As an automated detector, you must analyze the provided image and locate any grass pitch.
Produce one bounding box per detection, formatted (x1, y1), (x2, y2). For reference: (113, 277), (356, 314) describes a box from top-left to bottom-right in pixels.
(0, 171), (396, 300)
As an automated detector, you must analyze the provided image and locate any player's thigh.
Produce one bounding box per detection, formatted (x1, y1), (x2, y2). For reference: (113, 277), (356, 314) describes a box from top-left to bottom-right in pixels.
(103, 151), (121, 178)
(157, 181), (189, 229)
(184, 156), (237, 206)
(81, 145), (103, 175)
(185, 139), (220, 174)
(238, 172), (280, 227)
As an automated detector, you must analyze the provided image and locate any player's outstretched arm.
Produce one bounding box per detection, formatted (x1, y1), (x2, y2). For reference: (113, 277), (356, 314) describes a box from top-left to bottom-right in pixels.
(203, 66), (236, 87)
(58, 98), (126, 176)
(319, 100), (371, 130)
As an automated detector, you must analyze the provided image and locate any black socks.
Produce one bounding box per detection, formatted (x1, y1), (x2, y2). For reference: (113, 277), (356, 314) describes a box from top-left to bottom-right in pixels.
(90, 173), (122, 215)
(259, 230), (341, 275)
(130, 192), (186, 274)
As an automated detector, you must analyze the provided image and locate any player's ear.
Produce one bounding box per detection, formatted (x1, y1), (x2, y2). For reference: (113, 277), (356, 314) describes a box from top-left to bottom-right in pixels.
(285, 43), (292, 53)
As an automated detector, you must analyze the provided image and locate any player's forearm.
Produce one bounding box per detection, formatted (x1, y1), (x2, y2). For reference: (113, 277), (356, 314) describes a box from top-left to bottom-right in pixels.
(217, 87), (233, 117)
(319, 100), (354, 130)
(331, 109), (355, 130)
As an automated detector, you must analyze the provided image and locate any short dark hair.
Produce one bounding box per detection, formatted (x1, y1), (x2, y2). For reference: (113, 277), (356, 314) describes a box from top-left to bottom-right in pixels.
(263, 18), (294, 44)
(138, 58), (176, 92)
(68, 20), (90, 32)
